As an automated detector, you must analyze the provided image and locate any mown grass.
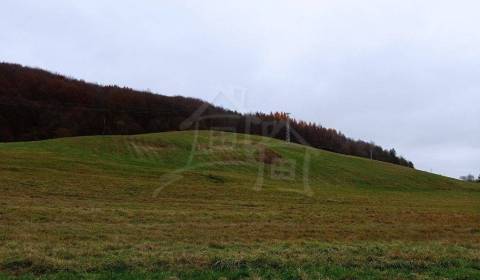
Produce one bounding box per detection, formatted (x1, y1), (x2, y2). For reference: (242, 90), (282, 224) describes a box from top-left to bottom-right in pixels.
(0, 131), (479, 279)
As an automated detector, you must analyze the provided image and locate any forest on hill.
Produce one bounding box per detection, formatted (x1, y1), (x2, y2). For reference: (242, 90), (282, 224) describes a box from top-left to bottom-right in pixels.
(0, 62), (414, 168)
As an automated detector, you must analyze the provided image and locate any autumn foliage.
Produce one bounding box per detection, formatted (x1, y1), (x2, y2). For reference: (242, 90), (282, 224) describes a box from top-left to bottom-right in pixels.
(0, 62), (414, 168)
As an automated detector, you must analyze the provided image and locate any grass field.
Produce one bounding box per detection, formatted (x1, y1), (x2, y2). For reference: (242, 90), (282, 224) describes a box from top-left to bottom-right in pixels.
(0, 131), (479, 279)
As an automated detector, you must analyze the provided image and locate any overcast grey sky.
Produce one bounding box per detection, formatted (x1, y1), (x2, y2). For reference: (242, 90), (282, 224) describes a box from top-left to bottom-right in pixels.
(1, 0), (479, 178)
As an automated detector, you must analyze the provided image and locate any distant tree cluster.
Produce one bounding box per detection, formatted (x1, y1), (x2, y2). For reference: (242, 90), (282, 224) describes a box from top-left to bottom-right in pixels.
(0, 62), (414, 168)
(460, 174), (480, 183)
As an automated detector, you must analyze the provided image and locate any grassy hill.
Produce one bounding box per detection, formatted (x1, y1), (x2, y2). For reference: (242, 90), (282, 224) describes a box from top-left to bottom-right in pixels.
(0, 62), (414, 168)
(0, 131), (479, 279)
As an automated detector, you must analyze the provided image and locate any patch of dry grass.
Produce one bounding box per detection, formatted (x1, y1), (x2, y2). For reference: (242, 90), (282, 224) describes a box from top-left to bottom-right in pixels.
(0, 131), (479, 278)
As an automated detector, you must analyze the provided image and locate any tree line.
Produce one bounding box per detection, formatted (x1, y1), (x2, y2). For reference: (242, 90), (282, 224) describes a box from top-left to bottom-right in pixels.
(460, 174), (480, 183)
(0, 62), (414, 168)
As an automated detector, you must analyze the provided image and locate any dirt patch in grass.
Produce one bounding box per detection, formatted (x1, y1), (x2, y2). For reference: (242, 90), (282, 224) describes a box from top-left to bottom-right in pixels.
(203, 173), (226, 184)
(256, 146), (282, 164)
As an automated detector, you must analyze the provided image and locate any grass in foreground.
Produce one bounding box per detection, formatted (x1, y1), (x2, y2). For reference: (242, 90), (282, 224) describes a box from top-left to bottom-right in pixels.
(0, 131), (479, 279)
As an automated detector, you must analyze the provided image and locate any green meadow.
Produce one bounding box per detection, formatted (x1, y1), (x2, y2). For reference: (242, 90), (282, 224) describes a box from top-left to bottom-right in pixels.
(0, 131), (479, 279)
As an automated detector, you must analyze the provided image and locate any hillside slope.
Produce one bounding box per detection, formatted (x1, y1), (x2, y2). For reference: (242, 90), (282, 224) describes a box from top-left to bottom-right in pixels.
(0, 62), (413, 168)
(0, 131), (479, 279)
